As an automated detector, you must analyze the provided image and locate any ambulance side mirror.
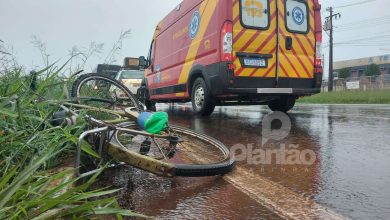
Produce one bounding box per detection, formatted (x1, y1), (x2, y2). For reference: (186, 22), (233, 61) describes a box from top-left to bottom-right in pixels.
(139, 56), (147, 68)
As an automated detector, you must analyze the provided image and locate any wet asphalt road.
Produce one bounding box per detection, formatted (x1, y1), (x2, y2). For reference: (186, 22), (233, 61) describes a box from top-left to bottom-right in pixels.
(98, 104), (390, 220)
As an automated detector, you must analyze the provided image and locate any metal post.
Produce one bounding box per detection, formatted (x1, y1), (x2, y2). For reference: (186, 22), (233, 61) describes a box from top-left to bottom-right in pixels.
(328, 7), (334, 92)
(326, 7), (341, 93)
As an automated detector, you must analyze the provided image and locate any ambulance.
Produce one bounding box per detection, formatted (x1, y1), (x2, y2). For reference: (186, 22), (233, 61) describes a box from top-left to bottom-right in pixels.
(138, 0), (323, 115)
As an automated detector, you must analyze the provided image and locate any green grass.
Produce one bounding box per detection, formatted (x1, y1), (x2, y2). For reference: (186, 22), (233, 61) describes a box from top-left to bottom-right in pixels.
(0, 66), (145, 219)
(298, 90), (390, 104)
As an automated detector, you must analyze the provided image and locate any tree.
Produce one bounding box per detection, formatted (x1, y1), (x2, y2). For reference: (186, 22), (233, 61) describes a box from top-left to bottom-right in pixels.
(338, 67), (351, 79)
(366, 63), (380, 76)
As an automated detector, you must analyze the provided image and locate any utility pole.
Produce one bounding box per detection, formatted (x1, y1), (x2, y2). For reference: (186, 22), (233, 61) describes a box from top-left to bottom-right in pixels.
(325, 7), (340, 92)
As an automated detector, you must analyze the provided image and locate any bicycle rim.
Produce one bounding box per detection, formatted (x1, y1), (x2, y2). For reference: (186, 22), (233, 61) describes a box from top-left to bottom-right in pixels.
(109, 124), (235, 177)
(71, 73), (141, 111)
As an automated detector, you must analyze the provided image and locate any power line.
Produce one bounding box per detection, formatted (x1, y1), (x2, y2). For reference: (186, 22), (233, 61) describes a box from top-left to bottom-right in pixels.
(334, 43), (390, 47)
(334, 17), (390, 32)
(335, 0), (374, 4)
(335, 26), (390, 32)
(336, 16), (390, 27)
(334, 0), (377, 9)
(336, 34), (390, 44)
(334, 44), (390, 48)
(347, 38), (390, 42)
(335, 17), (390, 30)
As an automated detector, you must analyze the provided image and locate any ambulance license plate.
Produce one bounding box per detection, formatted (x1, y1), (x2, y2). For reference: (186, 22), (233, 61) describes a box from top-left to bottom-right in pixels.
(243, 58), (266, 67)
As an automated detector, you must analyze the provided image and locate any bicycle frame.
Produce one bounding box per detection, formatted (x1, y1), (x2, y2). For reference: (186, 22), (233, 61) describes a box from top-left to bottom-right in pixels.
(75, 125), (177, 177)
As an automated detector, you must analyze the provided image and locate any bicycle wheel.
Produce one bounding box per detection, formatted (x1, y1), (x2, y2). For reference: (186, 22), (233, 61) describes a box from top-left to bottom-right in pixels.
(71, 73), (141, 111)
(108, 124), (235, 177)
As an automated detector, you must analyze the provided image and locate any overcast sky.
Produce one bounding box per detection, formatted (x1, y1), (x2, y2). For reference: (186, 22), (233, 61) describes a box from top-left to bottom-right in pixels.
(1, 0), (389, 77)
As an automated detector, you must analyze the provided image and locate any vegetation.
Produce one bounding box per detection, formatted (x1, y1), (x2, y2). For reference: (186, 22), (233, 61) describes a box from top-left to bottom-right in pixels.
(366, 63), (380, 77)
(0, 39), (144, 219)
(338, 67), (351, 79)
(298, 90), (390, 104)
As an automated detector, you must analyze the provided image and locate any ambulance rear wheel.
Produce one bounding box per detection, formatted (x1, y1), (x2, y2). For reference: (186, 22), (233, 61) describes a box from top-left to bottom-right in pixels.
(191, 78), (215, 116)
(268, 96), (296, 113)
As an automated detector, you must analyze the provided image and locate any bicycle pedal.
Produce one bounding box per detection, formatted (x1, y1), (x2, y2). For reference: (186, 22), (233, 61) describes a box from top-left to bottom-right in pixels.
(140, 139), (151, 155)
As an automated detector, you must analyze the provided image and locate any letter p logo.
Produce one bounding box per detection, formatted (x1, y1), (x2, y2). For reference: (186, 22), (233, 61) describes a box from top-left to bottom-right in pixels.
(262, 111), (291, 146)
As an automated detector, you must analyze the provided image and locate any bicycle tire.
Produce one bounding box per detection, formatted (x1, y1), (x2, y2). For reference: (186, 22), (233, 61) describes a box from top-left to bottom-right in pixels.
(108, 125), (235, 177)
(70, 73), (141, 111)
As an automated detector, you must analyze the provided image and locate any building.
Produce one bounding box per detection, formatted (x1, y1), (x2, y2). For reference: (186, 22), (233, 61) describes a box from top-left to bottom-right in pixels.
(334, 54), (390, 78)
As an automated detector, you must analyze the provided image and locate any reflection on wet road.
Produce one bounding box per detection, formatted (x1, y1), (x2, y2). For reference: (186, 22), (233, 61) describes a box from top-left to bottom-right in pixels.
(98, 104), (390, 220)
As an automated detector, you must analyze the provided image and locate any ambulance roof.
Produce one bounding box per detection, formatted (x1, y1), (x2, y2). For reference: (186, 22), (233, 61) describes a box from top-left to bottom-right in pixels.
(153, 0), (203, 38)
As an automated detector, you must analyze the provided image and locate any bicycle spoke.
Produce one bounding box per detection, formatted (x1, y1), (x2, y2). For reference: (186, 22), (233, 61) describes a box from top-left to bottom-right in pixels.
(152, 138), (168, 161)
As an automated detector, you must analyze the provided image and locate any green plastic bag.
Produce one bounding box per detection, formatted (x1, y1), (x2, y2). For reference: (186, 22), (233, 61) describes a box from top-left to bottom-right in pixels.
(138, 112), (169, 134)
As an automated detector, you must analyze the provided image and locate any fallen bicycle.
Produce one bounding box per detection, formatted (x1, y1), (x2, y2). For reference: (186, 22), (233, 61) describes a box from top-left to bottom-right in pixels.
(51, 73), (235, 178)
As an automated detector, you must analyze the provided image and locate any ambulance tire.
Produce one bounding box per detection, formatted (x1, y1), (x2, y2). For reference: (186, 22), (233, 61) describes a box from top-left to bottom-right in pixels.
(268, 96), (296, 113)
(146, 101), (157, 112)
(191, 78), (215, 116)
(137, 85), (156, 112)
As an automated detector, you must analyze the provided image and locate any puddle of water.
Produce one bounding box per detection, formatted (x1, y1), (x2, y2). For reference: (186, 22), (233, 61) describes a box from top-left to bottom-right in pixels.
(96, 104), (390, 220)
(97, 166), (281, 219)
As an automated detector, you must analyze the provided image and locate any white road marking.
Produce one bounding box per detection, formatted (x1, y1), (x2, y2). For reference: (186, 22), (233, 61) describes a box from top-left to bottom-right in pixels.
(224, 167), (346, 220)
